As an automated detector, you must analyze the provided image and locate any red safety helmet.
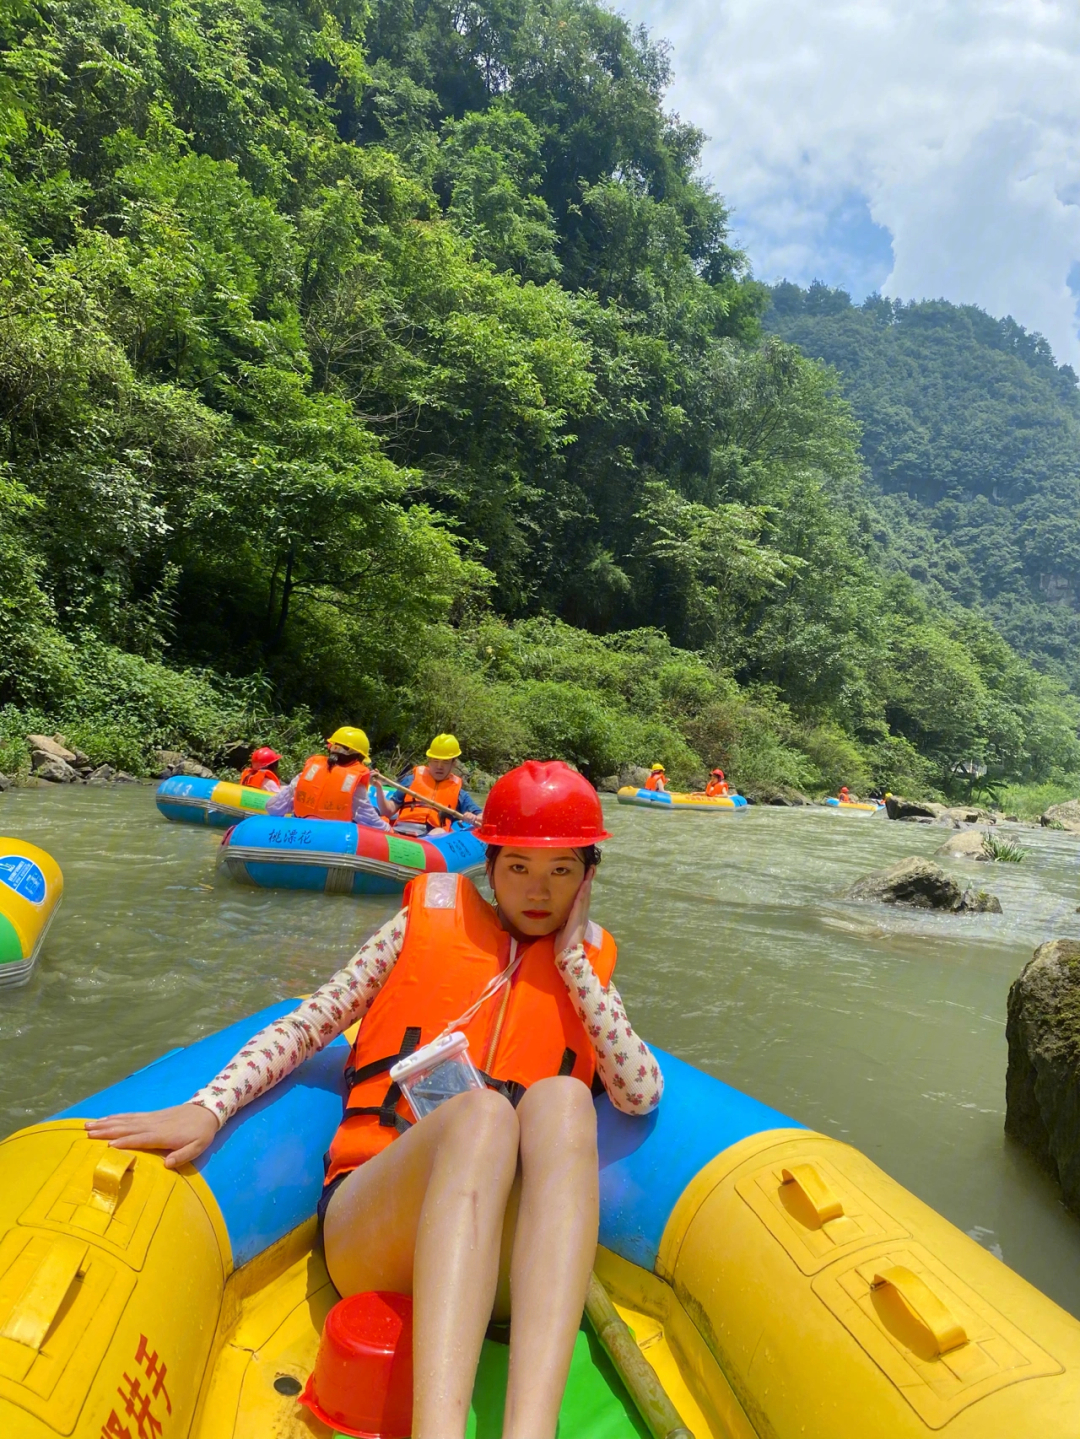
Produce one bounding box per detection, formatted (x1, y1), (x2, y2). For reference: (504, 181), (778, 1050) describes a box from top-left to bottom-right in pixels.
(474, 760), (611, 847)
(251, 746), (282, 768)
(711, 768), (725, 778)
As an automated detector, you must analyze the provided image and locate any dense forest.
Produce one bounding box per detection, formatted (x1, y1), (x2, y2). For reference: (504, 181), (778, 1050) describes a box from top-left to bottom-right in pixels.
(1, 0), (1078, 797)
(768, 283), (1080, 694)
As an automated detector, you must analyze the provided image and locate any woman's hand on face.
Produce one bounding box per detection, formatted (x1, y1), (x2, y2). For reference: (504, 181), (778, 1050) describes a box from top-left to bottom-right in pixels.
(85, 1103), (220, 1169)
(554, 866), (595, 957)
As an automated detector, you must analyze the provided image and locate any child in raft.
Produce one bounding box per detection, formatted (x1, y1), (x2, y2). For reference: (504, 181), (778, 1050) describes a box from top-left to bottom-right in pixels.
(87, 760), (663, 1439)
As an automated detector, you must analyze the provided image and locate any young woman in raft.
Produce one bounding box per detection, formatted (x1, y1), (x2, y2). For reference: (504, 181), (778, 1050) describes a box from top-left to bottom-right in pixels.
(86, 761), (663, 1439)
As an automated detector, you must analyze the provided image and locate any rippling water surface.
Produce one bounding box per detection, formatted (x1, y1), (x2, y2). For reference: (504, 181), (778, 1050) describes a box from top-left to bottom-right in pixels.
(3, 785), (1080, 1313)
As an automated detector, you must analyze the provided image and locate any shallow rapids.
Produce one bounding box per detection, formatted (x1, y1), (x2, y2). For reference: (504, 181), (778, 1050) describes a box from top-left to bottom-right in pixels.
(3, 785), (1080, 1313)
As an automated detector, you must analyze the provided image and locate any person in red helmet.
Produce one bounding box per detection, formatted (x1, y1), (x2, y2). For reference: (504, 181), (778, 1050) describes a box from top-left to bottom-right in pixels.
(86, 761), (662, 1439)
(239, 745), (283, 792)
(705, 767), (729, 798)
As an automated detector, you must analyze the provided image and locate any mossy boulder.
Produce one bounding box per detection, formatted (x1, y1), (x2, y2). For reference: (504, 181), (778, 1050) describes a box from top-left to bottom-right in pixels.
(1006, 939), (1080, 1213)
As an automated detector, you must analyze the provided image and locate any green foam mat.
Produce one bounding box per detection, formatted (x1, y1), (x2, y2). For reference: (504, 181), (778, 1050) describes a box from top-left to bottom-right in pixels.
(467, 1326), (649, 1438)
(333, 1325), (649, 1439)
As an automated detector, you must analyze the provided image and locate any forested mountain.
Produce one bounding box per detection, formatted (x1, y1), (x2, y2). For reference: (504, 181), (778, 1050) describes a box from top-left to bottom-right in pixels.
(0, 0), (1077, 795)
(767, 283), (1080, 692)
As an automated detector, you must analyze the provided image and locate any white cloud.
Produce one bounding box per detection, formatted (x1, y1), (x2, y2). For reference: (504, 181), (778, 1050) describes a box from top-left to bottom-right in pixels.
(617, 0), (1080, 367)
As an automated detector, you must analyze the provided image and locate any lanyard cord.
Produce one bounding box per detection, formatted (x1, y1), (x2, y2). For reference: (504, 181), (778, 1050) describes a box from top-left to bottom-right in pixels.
(437, 938), (523, 1042)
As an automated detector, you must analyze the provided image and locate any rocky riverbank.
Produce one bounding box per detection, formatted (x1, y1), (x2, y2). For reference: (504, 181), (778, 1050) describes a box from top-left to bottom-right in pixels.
(0, 733), (228, 790)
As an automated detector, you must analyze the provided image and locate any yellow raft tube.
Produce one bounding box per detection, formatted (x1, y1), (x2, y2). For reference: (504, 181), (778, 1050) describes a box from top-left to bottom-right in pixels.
(3, 1011), (1080, 1437)
(0, 839), (62, 988)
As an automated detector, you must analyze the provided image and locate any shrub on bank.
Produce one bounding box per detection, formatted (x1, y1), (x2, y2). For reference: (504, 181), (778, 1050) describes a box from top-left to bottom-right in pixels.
(0, 638), (314, 777)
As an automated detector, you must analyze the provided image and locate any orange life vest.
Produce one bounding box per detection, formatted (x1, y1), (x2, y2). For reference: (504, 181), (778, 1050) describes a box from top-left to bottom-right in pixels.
(705, 780), (729, 797)
(395, 766), (462, 831)
(293, 754), (371, 821)
(324, 872), (617, 1185)
(240, 766), (279, 791)
(644, 773), (665, 792)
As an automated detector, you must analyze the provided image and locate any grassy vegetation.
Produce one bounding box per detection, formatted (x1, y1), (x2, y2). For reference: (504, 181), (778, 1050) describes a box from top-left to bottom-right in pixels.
(995, 781), (1080, 820)
(982, 834), (1027, 863)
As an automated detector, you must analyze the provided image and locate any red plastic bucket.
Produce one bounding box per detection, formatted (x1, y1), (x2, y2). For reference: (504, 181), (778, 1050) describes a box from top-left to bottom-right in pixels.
(299, 1291), (414, 1439)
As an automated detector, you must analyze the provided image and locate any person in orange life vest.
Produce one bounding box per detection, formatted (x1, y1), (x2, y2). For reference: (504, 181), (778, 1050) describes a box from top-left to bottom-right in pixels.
(838, 785), (856, 803)
(239, 746), (282, 793)
(266, 726), (390, 829)
(385, 733), (482, 834)
(643, 762), (666, 792)
(87, 761), (662, 1439)
(705, 768), (729, 797)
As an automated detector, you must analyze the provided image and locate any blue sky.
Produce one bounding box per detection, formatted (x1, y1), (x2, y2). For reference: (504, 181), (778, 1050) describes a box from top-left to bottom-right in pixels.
(617, 0), (1080, 369)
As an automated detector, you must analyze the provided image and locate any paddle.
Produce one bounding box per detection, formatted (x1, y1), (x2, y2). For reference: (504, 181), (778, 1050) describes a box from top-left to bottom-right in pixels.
(369, 770), (472, 825)
(584, 1272), (694, 1439)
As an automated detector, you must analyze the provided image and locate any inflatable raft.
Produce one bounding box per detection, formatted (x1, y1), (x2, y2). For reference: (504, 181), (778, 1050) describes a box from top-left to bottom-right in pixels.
(617, 785), (749, 812)
(0, 838), (62, 988)
(155, 776), (270, 828)
(4, 1007), (1080, 1438)
(219, 814), (487, 896)
(826, 797), (885, 814)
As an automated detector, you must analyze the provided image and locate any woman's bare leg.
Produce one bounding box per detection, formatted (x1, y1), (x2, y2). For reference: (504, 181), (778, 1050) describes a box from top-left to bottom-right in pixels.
(502, 1076), (600, 1439)
(322, 1087), (519, 1439)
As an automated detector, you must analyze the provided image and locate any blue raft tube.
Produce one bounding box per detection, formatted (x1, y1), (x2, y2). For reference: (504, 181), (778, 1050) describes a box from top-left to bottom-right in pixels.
(218, 814), (488, 896)
(4, 1007), (1080, 1436)
(155, 775), (270, 828)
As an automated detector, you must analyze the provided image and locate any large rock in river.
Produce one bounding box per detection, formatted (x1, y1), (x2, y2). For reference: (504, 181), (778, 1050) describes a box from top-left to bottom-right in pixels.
(941, 805), (996, 827)
(1006, 940), (1080, 1213)
(845, 856), (1002, 912)
(1041, 800), (1080, 833)
(936, 829), (992, 860)
(884, 795), (947, 821)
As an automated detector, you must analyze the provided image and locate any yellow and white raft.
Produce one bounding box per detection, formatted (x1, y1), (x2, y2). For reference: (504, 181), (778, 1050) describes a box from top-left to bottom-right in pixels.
(3, 1011), (1080, 1437)
(0, 839), (62, 989)
(826, 796), (885, 814)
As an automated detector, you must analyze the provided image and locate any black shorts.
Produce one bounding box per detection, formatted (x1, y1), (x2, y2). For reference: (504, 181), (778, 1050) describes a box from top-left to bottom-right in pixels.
(317, 1171), (350, 1233)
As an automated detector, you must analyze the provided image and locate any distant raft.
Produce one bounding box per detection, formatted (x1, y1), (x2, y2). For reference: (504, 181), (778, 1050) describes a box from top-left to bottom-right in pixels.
(825, 797), (885, 814)
(616, 785), (748, 813)
(156, 775), (271, 828)
(0, 838), (62, 988)
(219, 815), (487, 896)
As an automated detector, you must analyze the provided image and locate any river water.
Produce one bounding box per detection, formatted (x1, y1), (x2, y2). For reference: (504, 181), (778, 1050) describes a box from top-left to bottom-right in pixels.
(3, 785), (1080, 1314)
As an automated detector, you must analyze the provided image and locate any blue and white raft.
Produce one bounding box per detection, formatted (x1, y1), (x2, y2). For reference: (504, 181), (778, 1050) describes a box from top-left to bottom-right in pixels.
(617, 786), (749, 812)
(4, 1005), (1080, 1437)
(219, 815), (487, 896)
(155, 776), (270, 828)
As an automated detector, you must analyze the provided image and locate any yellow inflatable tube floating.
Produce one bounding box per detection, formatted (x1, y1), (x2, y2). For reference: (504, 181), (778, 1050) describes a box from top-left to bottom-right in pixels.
(4, 1017), (1080, 1436)
(0, 839), (62, 988)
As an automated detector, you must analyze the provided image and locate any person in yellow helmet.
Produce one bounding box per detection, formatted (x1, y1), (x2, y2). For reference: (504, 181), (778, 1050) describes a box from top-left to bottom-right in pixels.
(266, 726), (390, 828)
(643, 763), (667, 794)
(384, 733), (483, 834)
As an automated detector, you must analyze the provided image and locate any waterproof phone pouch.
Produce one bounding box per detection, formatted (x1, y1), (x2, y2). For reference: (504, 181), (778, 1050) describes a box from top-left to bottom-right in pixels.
(389, 1032), (486, 1123)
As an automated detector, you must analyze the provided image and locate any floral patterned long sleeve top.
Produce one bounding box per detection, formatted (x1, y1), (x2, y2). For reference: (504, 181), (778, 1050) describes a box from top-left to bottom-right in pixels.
(190, 909), (663, 1124)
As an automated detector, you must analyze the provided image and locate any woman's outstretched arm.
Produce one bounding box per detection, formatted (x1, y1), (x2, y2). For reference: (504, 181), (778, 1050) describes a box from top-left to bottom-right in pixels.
(86, 909), (408, 1166)
(189, 908), (407, 1125)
